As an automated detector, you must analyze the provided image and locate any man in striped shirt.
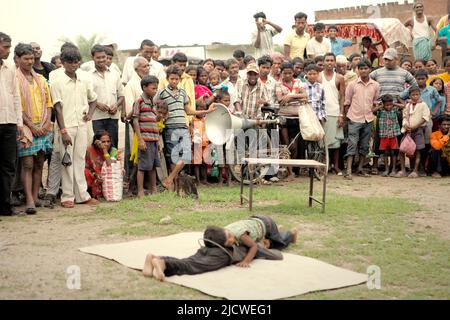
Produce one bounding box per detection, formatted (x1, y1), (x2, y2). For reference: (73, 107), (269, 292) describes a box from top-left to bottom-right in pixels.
(369, 48), (417, 100)
(234, 63), (269, 119)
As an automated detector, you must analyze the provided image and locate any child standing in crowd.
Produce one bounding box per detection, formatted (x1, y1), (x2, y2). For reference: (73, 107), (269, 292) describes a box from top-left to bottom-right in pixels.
(400, 69), (442, 175)
(159, 65), (215, 191)
(372, 94), (402, 177)
(208, 70), (222, 92)
(429, 115), (450, 178)
(215, 89), (232, 186)
(430, 78), (447, 126)
(185, 65), (197, 83)
(132, 75), (161, 198)
(396, 86), (431, 178)
(191, 101), (209, 185)
(302, 64), (327, 123)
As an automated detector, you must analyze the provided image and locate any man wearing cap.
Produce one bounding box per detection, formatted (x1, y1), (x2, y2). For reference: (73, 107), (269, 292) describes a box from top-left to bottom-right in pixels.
(369, 48), (417, 100)
(369, 48), (417, 173)
(234, 63), (269, 120)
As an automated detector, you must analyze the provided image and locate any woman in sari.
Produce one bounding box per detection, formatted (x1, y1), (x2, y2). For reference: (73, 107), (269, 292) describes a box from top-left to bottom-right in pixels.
(85, 130), (119, 199)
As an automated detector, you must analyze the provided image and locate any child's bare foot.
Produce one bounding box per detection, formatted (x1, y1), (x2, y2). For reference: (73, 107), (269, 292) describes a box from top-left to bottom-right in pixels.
(152, 257), (166, 281)
(290, 228), (298, 244)
(137, 191), (145, 199)
(278, 224), (284, 231)
(262, 239), (271, 249)
(286, 174), (294, 182)
(162, 179), (173, 191)
(142, 254), (154, 277)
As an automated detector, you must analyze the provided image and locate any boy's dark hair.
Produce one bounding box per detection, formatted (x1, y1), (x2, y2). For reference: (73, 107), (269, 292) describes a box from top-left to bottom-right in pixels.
(414, 69), (428, 79)
(314, 55), (324, 63)
(294, 12), (308, 20)
(292, 57), (304, 65)
(357, 59), (372, 69)
(140, 39), (154, 49)
(362, 36), (372, 43)
(327, 25), (339, 32)
(233, 49), (245, 59)
(61, 48), (82, 63)
(414, 59), (426, 65)
(243, 55), (255, 66)
(202, 58), (215, 68)
(303, 58), (315, 68)
(51, 55), (60, 65)
(0, 32), (12, 43)
(172, 52), (188, 63)
(91, 44), (106, 57)
(257, 55), (272, 67)
(253, 12), (266, 19)
(140, 75), (159, 89)
(104, 46), (114, 57)
(380, 94), (394, 103)
(14, 43), (34, 58)
(313, 23), (326, 32)
(214, 59), (226, 69)
(437, 114), (450, 124)
(166, 64), (182, 77)
(185, 65), (197, 74)
(196, 66), (208, 77)
(215, 89), (230, 102)
(444, 56), (450, 67)
(426, 59), (437, 64)
(401, 58), (413, 65)
(60, 42), (78, 53)
(204, 226), (227, 247)
(280, 61), (294, 72)
(349, 53), (362, 62)
(225, 58), (239, 70)
(305, 64), (319, 73)
(324, 52), (336, 60)
(408, 85), (421, 95)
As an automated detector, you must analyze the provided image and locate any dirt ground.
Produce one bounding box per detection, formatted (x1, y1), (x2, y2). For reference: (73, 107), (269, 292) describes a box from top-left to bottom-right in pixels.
(0, 176), (448, 299)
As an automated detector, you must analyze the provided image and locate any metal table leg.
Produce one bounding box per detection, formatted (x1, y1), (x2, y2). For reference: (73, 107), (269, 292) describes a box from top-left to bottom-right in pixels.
(309, 168), (314, 208)
(240, 163), (244, 205)
(249, 164), (253, 211)
(322, 174), (327, 213)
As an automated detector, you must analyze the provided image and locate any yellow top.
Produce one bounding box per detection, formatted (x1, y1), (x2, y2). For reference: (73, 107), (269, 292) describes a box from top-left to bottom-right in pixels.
(20, 76), (53, 124)
(284, 30), (311, 59)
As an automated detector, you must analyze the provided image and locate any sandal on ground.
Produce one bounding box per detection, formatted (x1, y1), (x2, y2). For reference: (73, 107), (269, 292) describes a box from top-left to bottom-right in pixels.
(343, 173), (353, 180)
(389, 172), (398, 177)
(394, 171), (407, 178)
(431, 172), (442, 179)
(25, 204), (37, 215)
(61, 201), (74, 208)
(357, 171), (371, 177)
(408, 172), (418, 178)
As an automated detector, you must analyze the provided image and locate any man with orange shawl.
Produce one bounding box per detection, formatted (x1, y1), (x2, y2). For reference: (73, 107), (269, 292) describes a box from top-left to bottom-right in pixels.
(15, 43), (53, 215)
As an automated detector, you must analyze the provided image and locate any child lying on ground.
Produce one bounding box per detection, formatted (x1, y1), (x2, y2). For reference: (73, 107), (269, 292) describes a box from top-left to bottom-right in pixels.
(143, 215), (297, 281)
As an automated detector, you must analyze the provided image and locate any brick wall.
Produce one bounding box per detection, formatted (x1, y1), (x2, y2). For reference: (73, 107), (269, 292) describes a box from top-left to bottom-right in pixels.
(315, 0), (449, 24)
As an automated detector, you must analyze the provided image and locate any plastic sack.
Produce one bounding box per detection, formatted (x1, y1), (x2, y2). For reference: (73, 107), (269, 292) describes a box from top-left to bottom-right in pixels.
(399, 134), (416, 157)
(298, 103), (325, 141)
(101, 161), (123, 202)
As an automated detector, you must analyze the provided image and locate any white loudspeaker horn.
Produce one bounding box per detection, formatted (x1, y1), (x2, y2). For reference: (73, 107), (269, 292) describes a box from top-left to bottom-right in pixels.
(205, 104), (257, 145)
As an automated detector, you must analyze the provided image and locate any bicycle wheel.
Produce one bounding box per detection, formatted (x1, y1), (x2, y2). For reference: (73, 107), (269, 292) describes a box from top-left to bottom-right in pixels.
(228, 129), (272, 185)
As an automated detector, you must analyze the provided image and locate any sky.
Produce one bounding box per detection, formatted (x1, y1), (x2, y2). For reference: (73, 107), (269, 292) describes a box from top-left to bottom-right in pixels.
(0, 0), (414, 61)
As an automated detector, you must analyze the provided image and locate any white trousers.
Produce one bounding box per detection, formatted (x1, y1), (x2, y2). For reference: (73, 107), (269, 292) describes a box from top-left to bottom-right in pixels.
(60, 124), (90, 203)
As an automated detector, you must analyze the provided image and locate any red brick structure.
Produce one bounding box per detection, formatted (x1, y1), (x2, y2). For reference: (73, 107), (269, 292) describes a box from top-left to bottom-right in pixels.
(315, 0), (449, 24)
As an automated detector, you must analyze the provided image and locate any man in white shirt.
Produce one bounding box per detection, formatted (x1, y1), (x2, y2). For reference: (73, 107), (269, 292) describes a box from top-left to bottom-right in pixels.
(251, 12), (283, 59)
(306, 23), (332, 59)
(0, 32), (23, 216)
(121, 39), (165, 85)
(51, 49), (99, 208)
(89, 45), (125, 148)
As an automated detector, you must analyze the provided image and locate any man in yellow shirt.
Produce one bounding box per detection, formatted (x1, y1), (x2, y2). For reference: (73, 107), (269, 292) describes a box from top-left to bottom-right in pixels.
(284, 12), (310, 60)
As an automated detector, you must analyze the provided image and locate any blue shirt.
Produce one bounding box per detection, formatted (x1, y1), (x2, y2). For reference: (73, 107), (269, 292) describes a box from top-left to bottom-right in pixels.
(400, 86), (442, 115)
(438, 25), (450, 46)
(329, 38), (353, 56)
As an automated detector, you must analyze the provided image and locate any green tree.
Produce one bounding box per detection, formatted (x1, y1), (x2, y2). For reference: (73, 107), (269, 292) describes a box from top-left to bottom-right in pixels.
(59, 34), (105, 63)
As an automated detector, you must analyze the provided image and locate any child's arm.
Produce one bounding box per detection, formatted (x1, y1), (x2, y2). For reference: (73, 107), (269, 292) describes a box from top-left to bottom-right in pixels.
(236, 234), (258, 268)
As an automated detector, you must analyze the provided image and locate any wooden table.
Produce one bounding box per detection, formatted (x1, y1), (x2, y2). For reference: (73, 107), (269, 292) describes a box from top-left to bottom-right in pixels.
(240, 158), (327, 213)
